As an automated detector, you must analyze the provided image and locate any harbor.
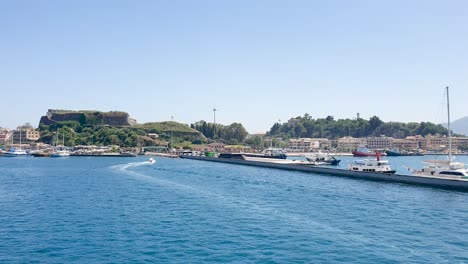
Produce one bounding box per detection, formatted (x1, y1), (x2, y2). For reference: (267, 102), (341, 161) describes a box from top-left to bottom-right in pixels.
(180, 155), (468, 191)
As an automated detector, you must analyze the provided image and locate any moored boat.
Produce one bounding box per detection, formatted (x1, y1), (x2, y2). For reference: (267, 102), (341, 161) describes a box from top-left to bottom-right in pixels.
(50, 130), (71, 157)
(304, 153), (341, 166)
(31, 150), (51, 157)
(4, 148), (28, 157)
(348, 155), (396, 174)
(219, 148), (287, 160)
(4, 130), (28, 157)
(385, 148), (423, 156)
(408, 87), (468, 178)
(352, 147), (386, 157)
(50, 150), (71, 157)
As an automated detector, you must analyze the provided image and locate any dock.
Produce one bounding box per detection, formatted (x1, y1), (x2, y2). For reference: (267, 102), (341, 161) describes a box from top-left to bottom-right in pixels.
(180, 155), (468, 191)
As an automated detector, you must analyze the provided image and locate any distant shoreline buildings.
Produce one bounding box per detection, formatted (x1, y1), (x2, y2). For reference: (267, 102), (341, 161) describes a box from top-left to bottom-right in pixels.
(287, 135), (468, 153)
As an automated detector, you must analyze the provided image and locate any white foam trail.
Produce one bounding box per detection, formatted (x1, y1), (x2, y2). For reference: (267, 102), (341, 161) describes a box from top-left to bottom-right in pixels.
(110, 161), (151, 171)
(109, 161), (432, 262)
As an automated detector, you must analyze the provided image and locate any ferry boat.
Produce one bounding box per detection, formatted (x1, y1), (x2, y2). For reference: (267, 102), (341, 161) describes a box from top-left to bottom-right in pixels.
(352, 147), (386, 157)
(348, 155), (396, 174)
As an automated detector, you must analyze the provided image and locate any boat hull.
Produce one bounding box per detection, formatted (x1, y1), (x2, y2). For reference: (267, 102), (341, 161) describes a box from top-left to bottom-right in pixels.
(352, 151), (386, 157)
(386, 151), (423, 156)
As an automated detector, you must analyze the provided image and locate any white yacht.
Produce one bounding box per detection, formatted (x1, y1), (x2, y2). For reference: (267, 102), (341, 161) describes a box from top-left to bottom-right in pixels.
(410, 87), (468, 178)
(348, 156), (396, 174)
(4, 148), (28, 157)
(411, 162), (468, 178)
(50, 150), (71, 157)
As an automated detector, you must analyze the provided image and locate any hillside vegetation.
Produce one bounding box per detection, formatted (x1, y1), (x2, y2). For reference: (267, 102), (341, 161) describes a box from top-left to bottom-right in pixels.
(38, 121), (206, 147)
(267, 114), (449, 139)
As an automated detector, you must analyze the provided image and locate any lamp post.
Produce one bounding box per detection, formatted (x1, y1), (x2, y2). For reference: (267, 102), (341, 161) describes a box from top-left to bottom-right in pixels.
(171, 116), (174, 152)
(213, 108), (217, 142)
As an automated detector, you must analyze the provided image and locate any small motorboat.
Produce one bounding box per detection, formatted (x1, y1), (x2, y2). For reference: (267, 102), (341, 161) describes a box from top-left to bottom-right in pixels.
(149, 158), (156, 164)
(304, 153), (341, 166)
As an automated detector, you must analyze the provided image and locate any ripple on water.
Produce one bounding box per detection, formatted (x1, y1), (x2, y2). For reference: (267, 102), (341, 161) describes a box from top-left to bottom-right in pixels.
(1, 157), (468, 263)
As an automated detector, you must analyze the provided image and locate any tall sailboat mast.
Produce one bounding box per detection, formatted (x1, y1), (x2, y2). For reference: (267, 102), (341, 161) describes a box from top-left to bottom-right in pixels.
(446, 86), (452, 162)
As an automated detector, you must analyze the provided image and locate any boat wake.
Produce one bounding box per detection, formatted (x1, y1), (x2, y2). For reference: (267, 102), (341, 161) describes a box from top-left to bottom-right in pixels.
(110, 161), (151, 171)
(109, 161), (430, 261)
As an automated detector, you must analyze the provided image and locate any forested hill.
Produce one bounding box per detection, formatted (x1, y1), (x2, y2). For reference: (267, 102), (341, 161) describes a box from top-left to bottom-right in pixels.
(38, 121), (206, 147)
(267, 114), (449, 139)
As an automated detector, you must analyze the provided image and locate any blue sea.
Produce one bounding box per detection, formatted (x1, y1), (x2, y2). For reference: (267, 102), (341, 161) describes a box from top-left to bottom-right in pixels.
(1, 155), (468, 263)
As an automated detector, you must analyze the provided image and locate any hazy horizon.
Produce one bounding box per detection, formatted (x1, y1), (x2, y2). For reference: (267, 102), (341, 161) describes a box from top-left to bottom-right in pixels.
(2, 1), (468, 133)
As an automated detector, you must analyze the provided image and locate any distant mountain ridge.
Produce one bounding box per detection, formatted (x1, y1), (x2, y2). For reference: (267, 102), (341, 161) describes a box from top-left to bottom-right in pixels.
(443, 116), (468, 136)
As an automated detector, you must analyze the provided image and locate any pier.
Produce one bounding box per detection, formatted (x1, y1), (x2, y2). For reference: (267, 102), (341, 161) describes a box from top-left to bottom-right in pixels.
(180, 155), (468, 191)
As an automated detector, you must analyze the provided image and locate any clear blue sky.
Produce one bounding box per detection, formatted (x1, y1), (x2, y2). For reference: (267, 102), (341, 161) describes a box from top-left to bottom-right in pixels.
(1, 0), (467, 133)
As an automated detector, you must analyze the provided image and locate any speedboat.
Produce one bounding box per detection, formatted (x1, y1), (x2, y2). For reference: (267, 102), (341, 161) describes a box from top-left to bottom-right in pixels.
(348, 155), (396, 174)
(149, 158), (156, 164)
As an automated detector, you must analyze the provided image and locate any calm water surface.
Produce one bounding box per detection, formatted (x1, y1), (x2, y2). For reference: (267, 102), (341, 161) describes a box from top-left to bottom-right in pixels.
(1, 155), (468, 263)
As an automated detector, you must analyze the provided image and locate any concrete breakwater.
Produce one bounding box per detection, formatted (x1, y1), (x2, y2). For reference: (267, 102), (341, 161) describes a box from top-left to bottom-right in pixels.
(180, 155), (468, 191)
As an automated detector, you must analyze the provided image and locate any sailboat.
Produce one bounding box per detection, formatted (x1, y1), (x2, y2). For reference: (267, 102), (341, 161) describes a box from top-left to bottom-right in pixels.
(50, 130), (71, 157)
(4, 130), (28, 157)
(410, 87), (468, 178)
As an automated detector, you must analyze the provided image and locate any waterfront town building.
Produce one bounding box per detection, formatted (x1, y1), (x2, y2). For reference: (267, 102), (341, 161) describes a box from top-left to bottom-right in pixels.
(288, 138), (330, 152)
(405, 135), (427, 150)
(12, 129), (40, 143)
(423, 135), (468, 151)
(334, 134), (468, 152)
(366, 136), (393, 150)
(224, 145), (251, 153)
(392, 138), (419, 150)
(0, 128), (11, 145)
(337, 137), (366, 152)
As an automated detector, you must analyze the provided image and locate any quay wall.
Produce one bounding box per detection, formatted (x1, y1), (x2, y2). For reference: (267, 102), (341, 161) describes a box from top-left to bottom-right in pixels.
(180, 156), (468, 191)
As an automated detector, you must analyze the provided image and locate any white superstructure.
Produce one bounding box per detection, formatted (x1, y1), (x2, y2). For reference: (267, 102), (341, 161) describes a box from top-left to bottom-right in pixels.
(348, 158), (396, 174)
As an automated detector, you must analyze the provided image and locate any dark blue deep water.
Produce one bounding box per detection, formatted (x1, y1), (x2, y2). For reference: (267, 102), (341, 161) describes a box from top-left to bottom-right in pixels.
(1, 156), (468, 263)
